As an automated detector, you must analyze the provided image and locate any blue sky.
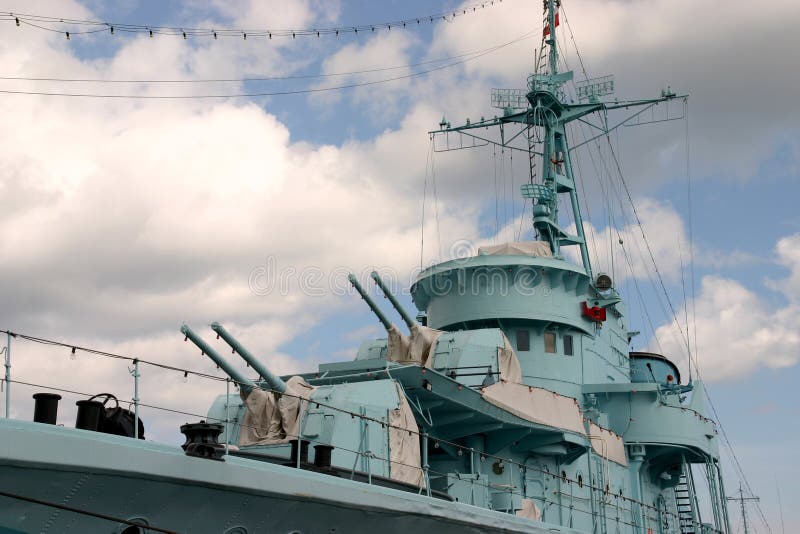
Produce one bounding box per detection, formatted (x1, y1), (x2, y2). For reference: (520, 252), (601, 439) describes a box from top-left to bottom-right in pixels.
(0, 1), (797, 532)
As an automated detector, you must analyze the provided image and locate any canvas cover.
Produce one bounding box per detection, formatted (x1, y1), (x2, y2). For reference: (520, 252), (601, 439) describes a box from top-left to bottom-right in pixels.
(387, 323), (443, 366)
(386, 324), (411, 362)
(498, 334), (522, 383)
(478, 241), (553, 257)
(481, 381), (628, 466)
(516, 499), (542, 521)
(388, 382), (425, 487)
(238, 376), (316, 447)
(589, 422), (628, 466)
(481, 382), (585, 435)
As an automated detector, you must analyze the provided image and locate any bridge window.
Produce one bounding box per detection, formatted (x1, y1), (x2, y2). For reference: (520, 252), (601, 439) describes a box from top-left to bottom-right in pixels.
(544, 332), (556, 353)
(563, 335), (574, 356)
(516, 330), (530, 352)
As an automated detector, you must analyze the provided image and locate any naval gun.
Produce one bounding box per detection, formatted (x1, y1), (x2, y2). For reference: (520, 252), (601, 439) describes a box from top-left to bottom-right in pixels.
(181, 321), (426, 488)
(181, 324), (256, 395)
(347, 273), (511, 385)
(210, 322), (287, 394)
(370, 271), (416, 329)
(347, 274), (393, 331)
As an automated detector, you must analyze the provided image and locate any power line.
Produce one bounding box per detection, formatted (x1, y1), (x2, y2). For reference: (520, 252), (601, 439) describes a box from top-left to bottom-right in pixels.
(0, 1), (503, 40)
(0, 32), (534, 99)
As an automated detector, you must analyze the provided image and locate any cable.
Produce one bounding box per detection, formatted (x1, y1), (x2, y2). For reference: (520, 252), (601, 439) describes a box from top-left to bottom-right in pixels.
(703, 387), (773, 534)
(0, 1), (503, 40)
(0, 42), (519, 84)
(0, 32), (534, 99)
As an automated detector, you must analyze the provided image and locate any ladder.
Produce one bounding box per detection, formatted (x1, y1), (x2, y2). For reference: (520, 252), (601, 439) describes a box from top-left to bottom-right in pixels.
(675, 472), (696, 534)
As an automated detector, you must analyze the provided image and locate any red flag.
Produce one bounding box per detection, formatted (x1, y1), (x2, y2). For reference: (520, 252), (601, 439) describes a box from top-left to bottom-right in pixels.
(543, 10), (560, 36)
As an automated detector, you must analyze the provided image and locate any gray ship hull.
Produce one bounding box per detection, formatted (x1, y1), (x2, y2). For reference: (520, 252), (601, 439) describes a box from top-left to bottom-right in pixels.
(0, 419), (577, 534)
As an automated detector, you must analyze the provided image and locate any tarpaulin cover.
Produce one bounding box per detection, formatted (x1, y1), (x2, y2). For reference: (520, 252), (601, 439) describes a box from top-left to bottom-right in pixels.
(481, 382), (628, 465)
(481, 381), (585, 435)
(388, 382), (425, 487)
(498, 333), (523, 383)
(589, 422), (628, 466)
(516, 499), (542, 521)
(478, 241), (553, 257)
(238, 376), (316, 447)
(387, 323), (443, 366)
(386, 324), (411, 363)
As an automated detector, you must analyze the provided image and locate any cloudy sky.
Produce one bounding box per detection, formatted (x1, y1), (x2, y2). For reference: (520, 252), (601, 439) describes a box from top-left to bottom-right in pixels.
(0, 0), (797, 531)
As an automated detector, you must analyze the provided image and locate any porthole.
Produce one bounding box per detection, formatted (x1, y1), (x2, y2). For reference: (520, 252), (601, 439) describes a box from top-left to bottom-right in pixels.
(118, 518), (149, 534)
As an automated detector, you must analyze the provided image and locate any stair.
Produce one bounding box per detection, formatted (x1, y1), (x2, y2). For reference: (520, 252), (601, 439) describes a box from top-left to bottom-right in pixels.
(675, 474), (695, 534)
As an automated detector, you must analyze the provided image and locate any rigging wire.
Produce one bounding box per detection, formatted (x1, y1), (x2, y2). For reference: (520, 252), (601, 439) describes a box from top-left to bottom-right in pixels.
(0, 31), (535, 99)
(420, 138), (433, 270)
(704, 387), (773, 534)
(605, 137), (694, 362)
(431, 143), (442, 260)
(685, 99), (699, 373)
(493, 144), (500, 242)
(0, 1), (503, 40)
(561, 11), (767, 529)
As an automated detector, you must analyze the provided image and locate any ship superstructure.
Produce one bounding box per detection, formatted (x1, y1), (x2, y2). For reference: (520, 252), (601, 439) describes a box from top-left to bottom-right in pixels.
(0, 2), (733, 533)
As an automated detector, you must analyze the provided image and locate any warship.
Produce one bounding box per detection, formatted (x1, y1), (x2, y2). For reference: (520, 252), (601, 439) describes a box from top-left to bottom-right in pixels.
(0, 1), (734, 533)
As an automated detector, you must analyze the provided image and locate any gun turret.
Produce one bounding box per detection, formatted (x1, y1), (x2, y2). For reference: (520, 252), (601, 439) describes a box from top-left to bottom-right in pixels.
(348, 274), (392, 330)
(370, 271), (416, 329)
(210, 322), (287, 394)
(180, 324), (255, 395)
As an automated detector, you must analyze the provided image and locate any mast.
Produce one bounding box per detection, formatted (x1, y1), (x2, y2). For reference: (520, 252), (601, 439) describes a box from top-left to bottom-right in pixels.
(532, 0), (593, 275)
(546, 0), (558, 75)
(431, 0), (683, 280)
(726, 482), (759, 534)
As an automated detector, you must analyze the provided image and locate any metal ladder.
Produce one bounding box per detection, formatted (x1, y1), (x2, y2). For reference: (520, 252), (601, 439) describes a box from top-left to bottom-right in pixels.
(674, 472), (696, 534)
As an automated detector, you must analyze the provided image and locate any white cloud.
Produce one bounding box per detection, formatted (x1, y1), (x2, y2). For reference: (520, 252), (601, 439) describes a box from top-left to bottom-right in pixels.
(652, 233), (800, 382)
(1, 0), (798, 449)
(0, 0), (491, 444)
(312, 30), (418, 116)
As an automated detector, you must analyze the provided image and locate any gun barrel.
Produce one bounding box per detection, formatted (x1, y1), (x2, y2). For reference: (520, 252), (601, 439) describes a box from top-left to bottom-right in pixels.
(180, 324), (255, 394)
(210, 322), (287, 394)
(370, 271), (416, 329)
(348, 274), (392, 330)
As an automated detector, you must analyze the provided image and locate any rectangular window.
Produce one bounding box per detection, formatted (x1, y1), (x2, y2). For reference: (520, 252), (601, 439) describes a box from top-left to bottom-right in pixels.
(544, 332), (557, 353)
(516, 330), (530, 352)
(563, 335), (574, 356)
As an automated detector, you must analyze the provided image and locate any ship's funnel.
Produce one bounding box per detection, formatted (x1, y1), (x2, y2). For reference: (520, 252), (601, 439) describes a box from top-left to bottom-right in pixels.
(181, 324), (255, 395)
(370, 271), (416, 329)
(210, 322), (287, 394)
(348, 274), (392, 330)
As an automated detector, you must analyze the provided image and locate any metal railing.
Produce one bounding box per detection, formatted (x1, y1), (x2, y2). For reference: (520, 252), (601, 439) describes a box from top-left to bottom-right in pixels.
(0, 329), (726, 534)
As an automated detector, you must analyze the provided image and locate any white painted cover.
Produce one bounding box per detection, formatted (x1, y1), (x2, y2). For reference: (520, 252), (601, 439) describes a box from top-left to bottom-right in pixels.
(388, 323), (443, 366)
(589, 422), (628, 466)
(498, 333), (523, 383)
(478, 241), (553, 257)
(482, 382), (585, 435)
(238, 376), (316, 446)
(388, 382), (425, 487)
